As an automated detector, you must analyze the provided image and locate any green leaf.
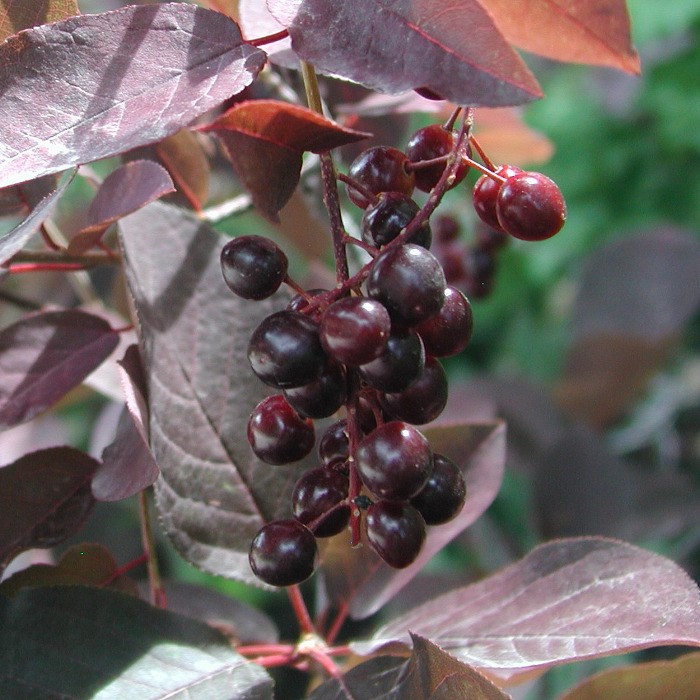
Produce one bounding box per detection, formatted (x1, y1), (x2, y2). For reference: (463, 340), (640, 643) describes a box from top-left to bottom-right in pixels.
(0, 586), (274, 699)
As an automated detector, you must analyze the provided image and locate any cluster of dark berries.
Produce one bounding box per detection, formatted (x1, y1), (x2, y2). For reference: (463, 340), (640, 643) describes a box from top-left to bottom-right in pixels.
(220, 117), (566, 588)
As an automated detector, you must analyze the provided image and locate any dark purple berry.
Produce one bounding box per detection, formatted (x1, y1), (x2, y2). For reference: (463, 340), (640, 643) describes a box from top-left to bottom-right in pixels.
(472, 165), (522, 232)
(406, 124), (469, 192)
(355, 421), (433, 500)
(248, 311), (326, 388)
(361, 192), (431, 248)
(221, 235), (288, 300)
(365, 500), (426, 569)
(345, 146), (415, 209)
(496, 171), (567, 241)
(318, 419), (350, 469)
(320, 297), (391, 366)
(283, 361), (346, 419)
(415, 286), (473, 357)
(358, 328), (425, 392)
(464, 247), (496, 299)
(411, 453), (466, 525)
(366, 244), (446, 327)
(379, 356), (448, 425)
(292, 467), (350, 537)
(249, 519), (318, 586)
(432, 215), (460, 243)
(247, 394), (315, 465)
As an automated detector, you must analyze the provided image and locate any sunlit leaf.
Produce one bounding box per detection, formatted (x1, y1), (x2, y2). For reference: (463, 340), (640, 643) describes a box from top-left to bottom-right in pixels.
(0, 4), (266, 188)
(356, 538), (700, 681)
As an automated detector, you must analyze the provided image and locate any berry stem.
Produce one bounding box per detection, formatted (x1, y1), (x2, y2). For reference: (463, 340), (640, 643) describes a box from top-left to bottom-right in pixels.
(138, 489), (166, 608)
(237, 644), (296, 657)
(336, 171), (377, 205)
(5, 262), (88, 274)
(100, 552), (149, 587)
(301, 61), (349, 284)
(345, 371), (364, 548)
(248, 28), (290, 47)
(443, 105), (462, 132)
(8, 249), (121, 267)
(287, 584), (316, 636)
(468, 132), (496, 172)
(324, 602), (350, 645)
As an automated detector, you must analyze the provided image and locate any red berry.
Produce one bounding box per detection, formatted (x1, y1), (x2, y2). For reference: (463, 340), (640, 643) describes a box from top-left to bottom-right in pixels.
(472, 165), (522, 231)
(415, 286), (473, 357)
(496, 171), (567, 241)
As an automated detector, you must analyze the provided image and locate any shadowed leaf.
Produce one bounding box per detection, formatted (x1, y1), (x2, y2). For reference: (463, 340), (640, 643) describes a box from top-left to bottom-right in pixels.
(0, 4), (266, 188)
(0, 543), (135, 597)
(0, 0), (78, 41)
(0, 586), (274, 699)
(92, 344), (159, 501)
(561, 651), (700, 700)
(120, 202), (311, 587)
(267, 0), (542, 106)
(0, 447), (99, 570)
(319, 421), (506, 619)
(67, 161), (174, 255)
(310, 636), (509, 699)
(0, 169), (75, 264)
(479, 0), (640, 73)
(0, 309), (119, 430)
(200, 100), (370, 220)
(356, 538), (700, 681)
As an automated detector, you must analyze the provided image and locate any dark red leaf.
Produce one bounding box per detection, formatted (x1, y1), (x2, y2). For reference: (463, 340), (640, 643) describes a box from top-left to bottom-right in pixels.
(309, 636), (509, 699)
(200, 100), (370, 220)
(119, 202), (313, 587)
(319, 421), (506, 619)
(0, 447), (99, 569)
(67, 161), (174, 255)
(356, 538), (700, 681)
(561, 651), (700, 700)
(0, 170), (75, 264)
(479, 0), (640, 74)
(0, 0), (78, 41)
(0, 4), (266, 188)
(0, 543), (136, 597)
(0, 310), (119, 430)
(267, 0), (543, 106)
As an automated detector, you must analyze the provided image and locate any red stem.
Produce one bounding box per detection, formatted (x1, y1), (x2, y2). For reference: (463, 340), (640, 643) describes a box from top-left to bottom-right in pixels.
(249, 29), (290, 47)
(100, 553), (149, 587)
(469, 131), (496, 171)
(287, 585), (316, 636)
(324, 602), (350, 645)
(5, 262), (86, 274)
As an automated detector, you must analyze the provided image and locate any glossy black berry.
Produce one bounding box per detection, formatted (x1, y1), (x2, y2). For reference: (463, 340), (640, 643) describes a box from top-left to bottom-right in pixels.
(415, 286), (473, 357)
(406, 124), (469, 192)
(320, 297), (391, 366)
(472, 165), (522, 232)
(221, 235), (288, 300)
(346, 146), (415, 209)
(379, 356), (448, 425)
(283, 361), (346, 419)
(355, 421), (433, 500)
(248, 311), (326, 389)
(361, 192), (431, 248)
(358, 328), (425, 392)
(249, 519), (318, 586)
(247, 394), (315, 465)
(410, 453), (466, 525)
(366, 244), (446, 327)
(365, 500), (426, 569)
(496, 171), (567, 241)
(292, 466), (350, 537)
(318, 419), (350, 469)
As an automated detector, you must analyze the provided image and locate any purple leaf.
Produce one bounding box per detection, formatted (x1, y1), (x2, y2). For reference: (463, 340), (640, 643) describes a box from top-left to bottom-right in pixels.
(267, 0), (542, 106)
(119, 202), (312, 587)
(239, 0), (295, 65)
(356, 538), (700, 681)
(0, 447), (99, 570)
(0, 309), (119, 430)
(0, 4), (266, 188)
(318, 421), (506, 619)
(309, 635), (510, 699)
(67, 160), (174, 255)
(0, 169), (75, 264)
